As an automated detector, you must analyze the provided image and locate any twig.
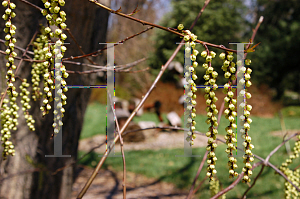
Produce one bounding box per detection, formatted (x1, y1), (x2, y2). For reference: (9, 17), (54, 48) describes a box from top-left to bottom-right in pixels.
(107, 90), (126, 198)
(121, 67), (149, 73)
(0, 50), (37, 62)
(210, 162), (262, 199)
(88, 0), (238, 53)
(64, 28), (97, 65)
(246, 16), (264, 51)
(66, 58), (147, 74)
(193, 176), (208, 195)
(265, 131), (300, 165)
(0, 39), (34, 59)
(241, 165), (265, 199)
(186, 150), (209, 199)
(17, 0), (43, 11)
(63, 27), (153, 61)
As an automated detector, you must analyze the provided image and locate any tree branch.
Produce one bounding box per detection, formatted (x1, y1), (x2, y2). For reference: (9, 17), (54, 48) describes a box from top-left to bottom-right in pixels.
(88, 0), (238, 53)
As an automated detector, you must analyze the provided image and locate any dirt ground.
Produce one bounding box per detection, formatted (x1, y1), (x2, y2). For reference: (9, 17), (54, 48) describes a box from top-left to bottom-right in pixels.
(73, 130), (206, 199)
(72, 166), (188, 199)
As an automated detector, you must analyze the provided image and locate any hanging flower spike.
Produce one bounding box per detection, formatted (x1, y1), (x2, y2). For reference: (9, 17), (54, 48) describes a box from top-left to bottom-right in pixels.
(51, 0), (68, 134)
(40, 3), (55, 116)
(221, 52), (238, 178)
(40, 0), (68, 133)
(202, 50), (219, 181)
(178, 23), (198, 146)
(280, 134), (300, 198)
(237, 58), (254, 183)
(31, 26), (49, 101)
(20, 79), (35, 131)
(1, 0), (18, 159)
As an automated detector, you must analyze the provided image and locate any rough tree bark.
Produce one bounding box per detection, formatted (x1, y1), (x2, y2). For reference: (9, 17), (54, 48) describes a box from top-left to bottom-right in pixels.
(0, 0), (110, 198)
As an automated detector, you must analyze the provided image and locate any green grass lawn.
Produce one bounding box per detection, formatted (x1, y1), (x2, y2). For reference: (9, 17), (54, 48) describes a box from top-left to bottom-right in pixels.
(80, 102), (107, 139)
(79, 103), (300, 198)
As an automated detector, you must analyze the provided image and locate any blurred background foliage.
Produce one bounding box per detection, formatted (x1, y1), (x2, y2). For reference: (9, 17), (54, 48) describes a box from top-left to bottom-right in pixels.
(97, 0), (300, 105)
(250, 0), (300, 100)
(147, 0), (300, 102)
(148, 0), (248, 86)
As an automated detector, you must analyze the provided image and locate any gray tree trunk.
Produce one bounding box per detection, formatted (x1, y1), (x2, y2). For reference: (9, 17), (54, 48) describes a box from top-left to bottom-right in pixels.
(0, 0), (110, 198)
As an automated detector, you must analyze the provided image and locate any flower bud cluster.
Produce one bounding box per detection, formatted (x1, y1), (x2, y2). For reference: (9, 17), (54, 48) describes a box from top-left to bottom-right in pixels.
(31, 27), (49, 101)
(283, 168), (300, 199)
(220, 52), (236, 81)
(178, 24), (198, 146)
(40, 48), (54, 116)
(280, 135), (300, 198)
(20, 79), (35, 131)
(201, 50), (219, 180)
(1, 0), (18, 159)
(220, 52), (238, 178)
(0, 98), (16, 159)
(209, 177), (227, 198)
(280, 137), (300, 170)
(237, 59), (254, 183)
(209, 177), (219, 197)
(41, 0), (68, 129)
(42, 0), (67, 43)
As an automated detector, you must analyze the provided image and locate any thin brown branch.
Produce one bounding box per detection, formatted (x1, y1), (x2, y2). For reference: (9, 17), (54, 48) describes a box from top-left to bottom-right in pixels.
(63, 26), (153, 61)
(294, 164), (300, 171)
(246, 16), (264, 51)
(121, 67), (149, 73)
(189, 0), (211, 30)
(17, 0), (43, 11)
(265, 131), (300, 165)
(211, 162), (262, 199)
(193, 176), (208, 195)
(107, 90), (126, 198)
(0, 50), (37, 62)
(241, 165), (265, 199)
(16, 31), (38, 74)
(64, 28), (97, 65)
(88, 0), (238, 53)
(186, 150), (209, 199)
(0, 39), (34, 59)
(66, 58), (147, 74)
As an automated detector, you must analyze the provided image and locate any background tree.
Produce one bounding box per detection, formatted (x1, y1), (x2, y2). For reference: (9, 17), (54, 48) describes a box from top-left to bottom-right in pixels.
(148, 0), (248, 85)
(107, 0), (164, 95)
(249, 0), (300, 100)
(0, 0), (109, 198)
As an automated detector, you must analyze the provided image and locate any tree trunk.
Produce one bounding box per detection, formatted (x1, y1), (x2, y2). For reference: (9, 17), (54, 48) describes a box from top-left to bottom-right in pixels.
(0, 0), (110, 198)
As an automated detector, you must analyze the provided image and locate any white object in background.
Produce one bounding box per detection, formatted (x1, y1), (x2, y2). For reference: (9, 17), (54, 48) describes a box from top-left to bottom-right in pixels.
(168, 61), (183, 74)
(178, 95), (187, 105)
(121, 100), (129, 112)
(132, 98), (143, 116)
(178, 77), (188, 88)
(138, 121), (156, 129)
(167, 111), (182, 127)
